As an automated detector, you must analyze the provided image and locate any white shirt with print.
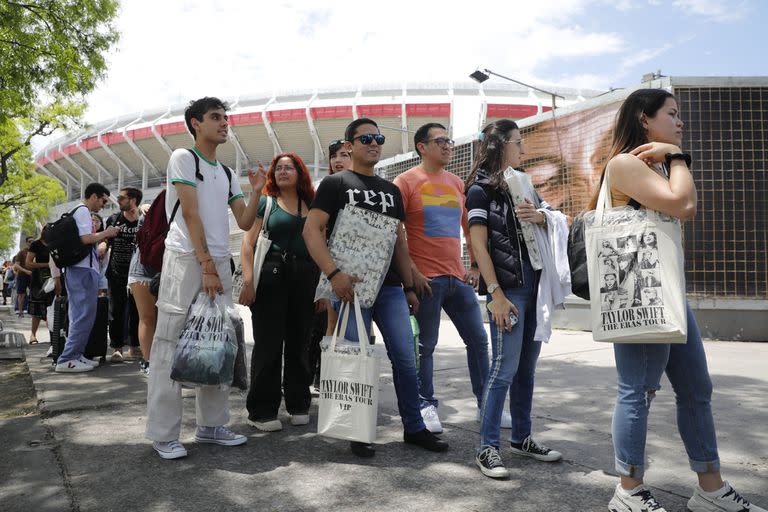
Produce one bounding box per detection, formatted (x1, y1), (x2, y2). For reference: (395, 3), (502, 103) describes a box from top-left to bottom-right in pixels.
(164, 148), (243, 258)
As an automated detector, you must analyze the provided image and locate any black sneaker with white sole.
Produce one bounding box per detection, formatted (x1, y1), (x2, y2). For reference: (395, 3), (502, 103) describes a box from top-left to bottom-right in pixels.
(475, 446), (510, 479)
(509, 434), (562, 462)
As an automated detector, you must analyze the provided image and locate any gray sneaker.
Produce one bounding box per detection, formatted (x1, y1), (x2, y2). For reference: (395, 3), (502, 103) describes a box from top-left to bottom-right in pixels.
(152, 439), (187, 460)
(194, 425), (247, 446)
(688, 482), (767, 512)
(608, 483), (667, 512)
(475, 446), (510, 479)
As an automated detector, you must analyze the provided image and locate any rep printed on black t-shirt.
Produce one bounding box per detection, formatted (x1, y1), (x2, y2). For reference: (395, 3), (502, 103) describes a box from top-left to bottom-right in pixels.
(310, 170), (406, 285)
(106, 212), (139, 279)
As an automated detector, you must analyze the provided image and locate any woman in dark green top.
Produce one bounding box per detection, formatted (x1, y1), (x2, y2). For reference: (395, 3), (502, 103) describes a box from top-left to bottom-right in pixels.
(239, 152), (319, 432)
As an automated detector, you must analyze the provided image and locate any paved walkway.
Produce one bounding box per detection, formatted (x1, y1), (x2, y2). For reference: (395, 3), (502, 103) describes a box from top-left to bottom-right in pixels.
(0, 304), (766, 511)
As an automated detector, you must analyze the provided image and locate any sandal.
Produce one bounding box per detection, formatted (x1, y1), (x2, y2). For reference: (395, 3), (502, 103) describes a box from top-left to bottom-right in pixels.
(28, 338), (38, 345)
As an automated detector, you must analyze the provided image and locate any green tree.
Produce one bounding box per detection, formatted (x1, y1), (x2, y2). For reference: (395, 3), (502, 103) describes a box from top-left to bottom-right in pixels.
(0, 0), (120, 186)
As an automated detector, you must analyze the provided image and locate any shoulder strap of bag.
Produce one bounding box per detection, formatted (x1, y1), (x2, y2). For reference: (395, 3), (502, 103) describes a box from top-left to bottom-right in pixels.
(261, 195), (273, 236)
(167, 149), (210, 226)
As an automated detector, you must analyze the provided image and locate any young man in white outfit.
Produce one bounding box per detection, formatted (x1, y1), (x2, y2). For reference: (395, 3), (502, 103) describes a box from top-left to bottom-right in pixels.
(145, 97), (266, 460)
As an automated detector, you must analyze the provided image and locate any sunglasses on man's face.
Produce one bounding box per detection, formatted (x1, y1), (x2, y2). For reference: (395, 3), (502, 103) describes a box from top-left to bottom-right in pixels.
(353, 134), (386, 145)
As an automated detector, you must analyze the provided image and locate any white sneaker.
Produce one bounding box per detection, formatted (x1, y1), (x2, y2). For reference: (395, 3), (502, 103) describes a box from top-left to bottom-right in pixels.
(78, 355), (99, 367)
(194, 425), (247, 446)
(55, 359), (94, 373)
(290, 414), (310, 426)
(608, 483), (667, 512)
(476, 408), (513, 429)
(420, 405), (443, 434)
(688, 482), (766, 512)
(509, 435), (562, 462)
(247, 418), (282, 432)
(153, 439), (187, 460)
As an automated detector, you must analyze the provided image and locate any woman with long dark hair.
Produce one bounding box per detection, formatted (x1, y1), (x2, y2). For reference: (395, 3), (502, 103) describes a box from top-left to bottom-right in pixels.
(239, 152), (319, 432)
(465, 119), (562, 479)
(594, 89), (763, 512)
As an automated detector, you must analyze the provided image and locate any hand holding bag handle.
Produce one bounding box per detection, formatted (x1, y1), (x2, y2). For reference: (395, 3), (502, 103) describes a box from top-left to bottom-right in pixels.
(329, 294), (371, 362)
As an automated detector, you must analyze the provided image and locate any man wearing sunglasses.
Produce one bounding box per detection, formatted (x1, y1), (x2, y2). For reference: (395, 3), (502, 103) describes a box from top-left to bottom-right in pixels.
(394, 123), (499, 434)
(304, 118), (449, 458)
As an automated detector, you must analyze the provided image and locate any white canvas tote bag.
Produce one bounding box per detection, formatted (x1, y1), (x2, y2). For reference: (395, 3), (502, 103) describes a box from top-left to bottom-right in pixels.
(317, 295), (381, 443)
(251, 196), (274, 292)
(585, 170), (687, 343)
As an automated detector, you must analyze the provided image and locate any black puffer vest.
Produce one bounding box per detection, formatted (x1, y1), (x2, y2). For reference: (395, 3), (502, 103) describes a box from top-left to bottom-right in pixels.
(469, 170), (529, 293)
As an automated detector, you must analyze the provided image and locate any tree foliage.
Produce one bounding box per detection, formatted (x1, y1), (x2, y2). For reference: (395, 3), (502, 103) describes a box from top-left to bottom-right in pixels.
(0, 0), (120, 120)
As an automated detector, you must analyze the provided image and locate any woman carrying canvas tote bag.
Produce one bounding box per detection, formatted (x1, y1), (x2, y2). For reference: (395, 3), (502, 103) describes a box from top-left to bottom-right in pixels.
(589, 89), (764, 512)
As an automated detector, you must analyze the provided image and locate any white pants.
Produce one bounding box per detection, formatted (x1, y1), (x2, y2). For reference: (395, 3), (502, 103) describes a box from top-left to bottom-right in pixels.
(145, 249), (234, 442)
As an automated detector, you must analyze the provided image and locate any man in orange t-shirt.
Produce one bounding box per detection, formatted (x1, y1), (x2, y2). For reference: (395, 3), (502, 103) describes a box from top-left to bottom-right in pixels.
(395, 123), (499, 434)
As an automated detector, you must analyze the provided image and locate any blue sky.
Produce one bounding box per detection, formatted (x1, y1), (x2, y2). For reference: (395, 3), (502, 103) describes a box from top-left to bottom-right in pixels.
(53, 0), (768, 127)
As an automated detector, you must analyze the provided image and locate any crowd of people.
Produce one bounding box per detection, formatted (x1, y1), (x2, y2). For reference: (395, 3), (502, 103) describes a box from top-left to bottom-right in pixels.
(11, 92), (763, 512)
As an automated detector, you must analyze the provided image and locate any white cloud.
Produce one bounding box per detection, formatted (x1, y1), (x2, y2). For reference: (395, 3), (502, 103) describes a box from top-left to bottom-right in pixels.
(672, 0), (748, 21)
(80, 0), (628, 124)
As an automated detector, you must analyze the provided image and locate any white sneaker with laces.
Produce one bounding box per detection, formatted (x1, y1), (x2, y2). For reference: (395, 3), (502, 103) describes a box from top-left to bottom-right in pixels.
(290, 414), (310, 426)
(78, 355), (99, 367)
(509, 435), (562, 462)
(153, 439), (187, 460)
(608, 483), (667, 512)
(420, 405), (443, 434)
(55, 359), (94, 373)
(476, 408), (513, 429)
(688, 482), (766, 512)
(194, 425), (247, 446)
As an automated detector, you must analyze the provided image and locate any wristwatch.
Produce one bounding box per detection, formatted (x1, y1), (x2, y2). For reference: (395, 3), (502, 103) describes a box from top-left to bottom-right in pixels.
(664, 153), (692, 167)
(487, 283), (501, 294)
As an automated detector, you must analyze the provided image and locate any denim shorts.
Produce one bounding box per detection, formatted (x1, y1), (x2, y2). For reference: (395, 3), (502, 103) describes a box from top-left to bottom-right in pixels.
(127, 249), (158, 286)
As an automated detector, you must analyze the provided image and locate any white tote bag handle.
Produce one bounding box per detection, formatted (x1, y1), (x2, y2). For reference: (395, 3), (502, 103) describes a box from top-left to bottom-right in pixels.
(329, 295), (371, 361)
(261, 195), (273, 237)
(594, 169), (614, 226)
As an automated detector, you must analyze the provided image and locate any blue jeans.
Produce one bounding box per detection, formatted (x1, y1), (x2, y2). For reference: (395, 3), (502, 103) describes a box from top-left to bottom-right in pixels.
(415, 275), (489, 409)
(59, 267), (100, 364)
(612, 303), (720, 479)
(479, 260), (541, 450)
(336, 285), (426, 434)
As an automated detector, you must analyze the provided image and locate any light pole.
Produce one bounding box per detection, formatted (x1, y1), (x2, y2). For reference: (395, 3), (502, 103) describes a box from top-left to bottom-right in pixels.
(469, 68), (565, 111)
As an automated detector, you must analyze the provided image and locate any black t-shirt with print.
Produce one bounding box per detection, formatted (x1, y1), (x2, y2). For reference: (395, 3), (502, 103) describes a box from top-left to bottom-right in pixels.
(106, 212), (139, 279)
(311, 170), (406, 286)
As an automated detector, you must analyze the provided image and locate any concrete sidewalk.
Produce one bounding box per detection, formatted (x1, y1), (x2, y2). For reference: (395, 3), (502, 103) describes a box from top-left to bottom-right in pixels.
(1, 304), (766, 512)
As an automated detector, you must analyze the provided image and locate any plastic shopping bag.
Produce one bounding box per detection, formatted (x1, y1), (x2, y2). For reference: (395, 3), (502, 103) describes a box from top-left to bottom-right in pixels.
(170, 293), (238, 386)
(230, 311), (248, 391)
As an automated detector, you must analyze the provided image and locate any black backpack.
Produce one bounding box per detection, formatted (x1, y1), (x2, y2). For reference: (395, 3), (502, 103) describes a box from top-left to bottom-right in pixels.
(45, 204), (93, 267)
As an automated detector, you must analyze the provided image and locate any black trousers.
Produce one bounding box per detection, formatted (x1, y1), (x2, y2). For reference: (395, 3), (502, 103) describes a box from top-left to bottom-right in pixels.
(107, 275), (139, 349)
(246, 257), (318, 421)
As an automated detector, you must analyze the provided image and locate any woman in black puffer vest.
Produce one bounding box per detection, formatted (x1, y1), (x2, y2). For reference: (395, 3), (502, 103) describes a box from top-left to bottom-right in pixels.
(465, 119), (563, 479)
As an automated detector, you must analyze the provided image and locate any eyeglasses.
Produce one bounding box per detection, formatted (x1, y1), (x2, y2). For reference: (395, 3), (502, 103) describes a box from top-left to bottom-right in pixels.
(274, 165), (296, 172)
(353, 133), (385, 145)
(329, 139), (345, 146)
(116, 195), (128, 201)
(427, 137), (455, 148)
(504, 138), (524, 148)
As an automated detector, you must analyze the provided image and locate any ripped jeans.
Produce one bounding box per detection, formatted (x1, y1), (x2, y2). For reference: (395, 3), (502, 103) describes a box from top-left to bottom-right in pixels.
(611, 303), (720, 479)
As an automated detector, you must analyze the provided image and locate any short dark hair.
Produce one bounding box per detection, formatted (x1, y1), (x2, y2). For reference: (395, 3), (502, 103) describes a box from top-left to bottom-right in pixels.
(345, 118), (378, 143)
(185, 97), (229, 139)
(120, 187), (143, 205)
(414, 122), (447, 157)
(84, 182), (110, 199)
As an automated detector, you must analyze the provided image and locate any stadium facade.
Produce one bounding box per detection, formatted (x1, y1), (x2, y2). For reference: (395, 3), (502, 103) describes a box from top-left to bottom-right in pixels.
(34, 77), (768, 340)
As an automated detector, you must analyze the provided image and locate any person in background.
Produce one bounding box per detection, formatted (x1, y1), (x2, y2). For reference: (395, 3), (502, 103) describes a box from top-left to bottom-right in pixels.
(26, 228), (54, 344)
(13, 239), (33, 317)
(465, 119), (563, 479)
(54, 182), (119, 373)
(128, 203), (157, 376)
(590, 88), (765, 512)
(103, 187), (143, 363)
(92, 213), (110, 297)
(308, 139), (354, 392)
(2, 261), (13, 305)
